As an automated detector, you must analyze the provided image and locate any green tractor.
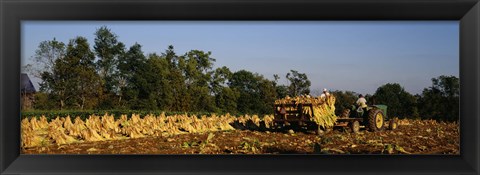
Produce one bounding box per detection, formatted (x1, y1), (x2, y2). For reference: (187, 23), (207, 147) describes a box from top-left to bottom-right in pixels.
(338, 104), (398, 133)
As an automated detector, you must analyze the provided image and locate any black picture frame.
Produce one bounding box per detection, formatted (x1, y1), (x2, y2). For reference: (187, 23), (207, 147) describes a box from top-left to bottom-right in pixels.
(1, 0), (479, 174)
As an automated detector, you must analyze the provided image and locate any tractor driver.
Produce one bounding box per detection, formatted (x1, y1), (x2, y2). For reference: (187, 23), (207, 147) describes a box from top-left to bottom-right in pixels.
(356, 94), (368, 116)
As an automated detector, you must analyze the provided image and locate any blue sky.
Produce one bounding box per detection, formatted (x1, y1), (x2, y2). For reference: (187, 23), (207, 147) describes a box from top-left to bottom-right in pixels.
(21, 21), (459, 95)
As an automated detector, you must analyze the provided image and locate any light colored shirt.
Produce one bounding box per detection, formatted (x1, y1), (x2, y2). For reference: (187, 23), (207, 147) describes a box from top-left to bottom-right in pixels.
(320, 92), (330, 99)
(356, 97), (367, 108)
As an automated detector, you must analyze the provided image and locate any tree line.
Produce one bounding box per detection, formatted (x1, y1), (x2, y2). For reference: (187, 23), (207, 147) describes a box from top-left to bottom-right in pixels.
(25, 26), (459, 121)
(332, 75), (459, 121)
(26, 26), (310, 115)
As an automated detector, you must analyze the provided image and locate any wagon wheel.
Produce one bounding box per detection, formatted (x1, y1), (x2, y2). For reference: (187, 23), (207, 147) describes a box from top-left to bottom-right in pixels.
(314, 124), (331, 135)
(315, 125), (323, 135)
(324, 127), (333, 133)
(349, 121), (360, 133)
(273, 122), (284, 131)
(367, 109), (385, 132)
(388, 119), (398, 130)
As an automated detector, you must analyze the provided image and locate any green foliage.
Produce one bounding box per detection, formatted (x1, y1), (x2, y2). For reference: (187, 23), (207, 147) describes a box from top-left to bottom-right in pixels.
(417, 75), (459, 121)
(331, 90), (358, 115)
(373, 83), (417, 118)
(215, 87), (240, 114)
(229, 70), (277, 115)
(145, 53), (173, 110)
(163, 46), (191, 111)
(40, 36), (102, 110)
(286, 70), (311, 97)
(94, 29), (126, 109)
(118, 43), (149, 109)
(275, 85), (289, 99)
(94, 26), (125, 96)
(210, 66), (232, 95)
(272, 74), (288, 99)
(32, 92), (56, 110)
(239, 137), (261, 153)
(23, 38), (65, 85)
(182, 50), (216, 112)
(258, 79), (277, 114)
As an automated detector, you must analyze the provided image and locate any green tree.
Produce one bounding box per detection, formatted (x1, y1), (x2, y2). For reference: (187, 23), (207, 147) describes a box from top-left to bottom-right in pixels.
(229, 70), (276, 114)
(331, 90), (359, 115)
(41, 37), (102, 109)
(117, 43), (146, 109)
(94, 26), (125, 91)
(67, 37), (102, 109)
(146, 53), (174, 110)
(29, 38), (66, 94)
(163, 45), (190, 111)
(211, 66), (232, 94)
(286, 70), (311, 97)
(32, 92), (56, 110)
(94, 26), (126, 108)
(182, 50), (216, 112)
(373, 83), (417, 118)
(31, 38), (66, 73)
(211, 66), (238, 113)
(126, 52), (183, 111)
(117, 43), (149, 109)
(257, 78), (277, 114)
(418, 75), (459, 121)
(185, 50), (216, 74)
(229, 70), (258, 114)
(272, 74), (288, 99)
(215, 87), (240, 114)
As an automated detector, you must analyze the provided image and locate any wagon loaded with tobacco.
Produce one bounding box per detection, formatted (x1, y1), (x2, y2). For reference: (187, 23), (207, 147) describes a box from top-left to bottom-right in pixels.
(273, 95), (397, 134)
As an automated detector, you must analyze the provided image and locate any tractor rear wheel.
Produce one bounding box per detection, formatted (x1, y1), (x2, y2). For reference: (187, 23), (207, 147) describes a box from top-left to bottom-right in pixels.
(368, 109), (385, 131)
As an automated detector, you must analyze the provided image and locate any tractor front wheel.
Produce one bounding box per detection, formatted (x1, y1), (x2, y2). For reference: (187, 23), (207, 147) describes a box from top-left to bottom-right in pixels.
(389, 119), (398, 130)
(368, 109), (385, 131)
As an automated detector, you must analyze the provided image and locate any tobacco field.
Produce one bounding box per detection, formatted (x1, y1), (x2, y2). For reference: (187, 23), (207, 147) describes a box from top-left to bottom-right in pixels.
(21, 113), (459, 155)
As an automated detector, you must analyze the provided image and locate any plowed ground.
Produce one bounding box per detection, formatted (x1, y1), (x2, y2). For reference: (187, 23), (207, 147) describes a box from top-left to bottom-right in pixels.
(22, 119), (459, 154)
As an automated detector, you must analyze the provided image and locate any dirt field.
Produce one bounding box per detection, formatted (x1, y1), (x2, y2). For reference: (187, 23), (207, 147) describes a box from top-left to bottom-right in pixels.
(22, 119), (459, 155)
